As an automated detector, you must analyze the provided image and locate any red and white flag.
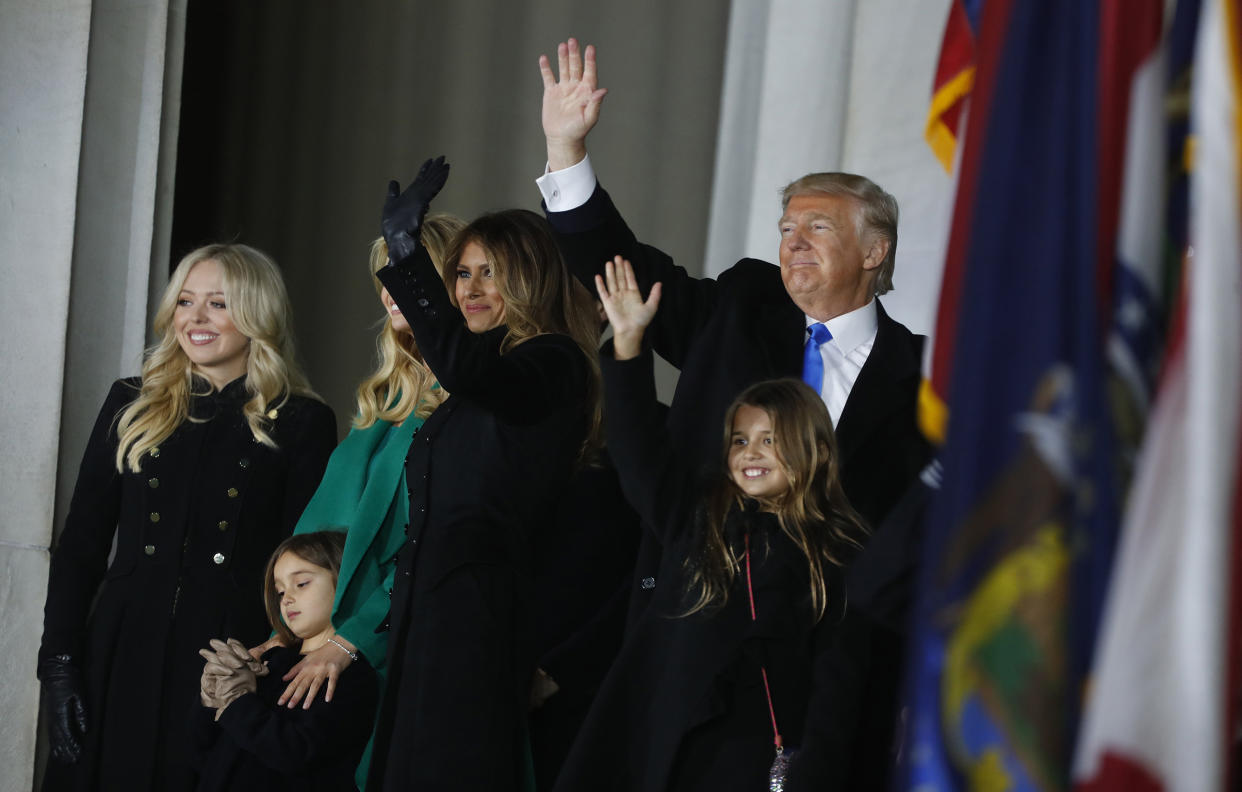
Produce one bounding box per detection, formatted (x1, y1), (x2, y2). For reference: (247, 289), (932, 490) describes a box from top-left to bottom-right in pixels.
(1073, 1), (1242, 790)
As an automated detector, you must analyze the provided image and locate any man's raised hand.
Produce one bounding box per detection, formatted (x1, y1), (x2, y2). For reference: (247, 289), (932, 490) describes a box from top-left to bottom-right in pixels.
(539, 38), (607, 171)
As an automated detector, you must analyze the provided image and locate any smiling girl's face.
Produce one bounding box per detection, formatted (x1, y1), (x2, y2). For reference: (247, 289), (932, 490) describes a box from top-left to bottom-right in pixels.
(272, 551), (336, 654)
(727, 405), (792, 500)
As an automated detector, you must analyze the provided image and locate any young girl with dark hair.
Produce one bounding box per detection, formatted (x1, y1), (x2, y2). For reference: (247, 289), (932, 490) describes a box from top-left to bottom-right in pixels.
(191, 531), (379, 791)
(553, 257), (869, 792)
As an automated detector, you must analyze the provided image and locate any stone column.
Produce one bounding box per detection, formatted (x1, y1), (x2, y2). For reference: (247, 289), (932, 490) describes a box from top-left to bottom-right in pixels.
(0, 1), (183, 788)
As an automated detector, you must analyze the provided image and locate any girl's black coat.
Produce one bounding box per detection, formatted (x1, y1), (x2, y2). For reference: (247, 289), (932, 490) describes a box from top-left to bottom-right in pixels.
(367, 246), (592, 791)
(552, 350), (866, 792)
(39, 377), (336, 791)
(190, 645), (379, 791)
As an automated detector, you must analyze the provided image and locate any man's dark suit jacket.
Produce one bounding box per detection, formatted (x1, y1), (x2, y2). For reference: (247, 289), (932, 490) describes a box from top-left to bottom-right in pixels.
(546, 184), (930, 529)
(546, 184), (933, 786)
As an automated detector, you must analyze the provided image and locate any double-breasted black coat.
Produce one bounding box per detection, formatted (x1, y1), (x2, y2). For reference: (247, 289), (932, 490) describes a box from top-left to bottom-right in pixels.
(367, 245), (593, 791)
(551, 349), (864, 792)
(39, 376), (336, 792)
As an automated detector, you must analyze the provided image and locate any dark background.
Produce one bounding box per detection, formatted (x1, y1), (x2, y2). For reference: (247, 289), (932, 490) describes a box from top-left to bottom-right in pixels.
(171, 0), (731, 428)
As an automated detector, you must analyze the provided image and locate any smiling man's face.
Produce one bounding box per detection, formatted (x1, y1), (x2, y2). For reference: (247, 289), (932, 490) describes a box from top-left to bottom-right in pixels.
(778, 193), (881, 321)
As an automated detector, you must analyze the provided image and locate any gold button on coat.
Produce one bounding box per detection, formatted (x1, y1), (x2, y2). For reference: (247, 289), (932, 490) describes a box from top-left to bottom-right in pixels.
(149, 512), (160, 523)
(217, 520), (229, 531)
(144, 545), (155, 555)
(213, 553), (225, 565)
(149, 446), (160, 458)
(226, 487), (238, 498)
(147, 477), (159, 488)
(238, 458), (250, 469)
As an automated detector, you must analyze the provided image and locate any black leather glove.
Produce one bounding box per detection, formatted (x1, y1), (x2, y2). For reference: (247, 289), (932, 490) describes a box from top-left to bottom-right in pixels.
(381, 155), (450, 265)
(39, 655), (88, 764)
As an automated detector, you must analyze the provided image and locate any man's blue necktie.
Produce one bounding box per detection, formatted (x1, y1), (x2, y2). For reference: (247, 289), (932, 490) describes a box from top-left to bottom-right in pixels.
(801, 322), (833, 394)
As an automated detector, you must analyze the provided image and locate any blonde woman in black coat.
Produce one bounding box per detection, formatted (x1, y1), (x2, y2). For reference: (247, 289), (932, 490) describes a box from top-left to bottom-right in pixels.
(38, 244), (336, 791)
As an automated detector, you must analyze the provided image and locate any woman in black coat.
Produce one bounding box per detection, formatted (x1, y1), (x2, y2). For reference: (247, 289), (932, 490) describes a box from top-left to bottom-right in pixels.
(366, 158), (601, 791)
(553, 257), (870, 792)
(38, 243), (336, 792)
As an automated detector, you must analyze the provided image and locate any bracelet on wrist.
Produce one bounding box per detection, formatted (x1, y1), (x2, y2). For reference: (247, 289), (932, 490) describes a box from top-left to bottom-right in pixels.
(326, 637), (358, 662)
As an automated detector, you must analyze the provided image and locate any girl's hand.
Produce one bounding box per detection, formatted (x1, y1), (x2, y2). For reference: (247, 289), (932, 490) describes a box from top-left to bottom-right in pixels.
(595, 256), (661, 360)
(213, 664), (258, 721)
(278, 639), (355, 710)
(247, 635), (285, 661)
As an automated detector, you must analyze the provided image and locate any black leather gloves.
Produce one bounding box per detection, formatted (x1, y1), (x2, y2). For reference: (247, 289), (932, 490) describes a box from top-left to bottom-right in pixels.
(381, 155), (450, 265)
(40, 655), (88, 764)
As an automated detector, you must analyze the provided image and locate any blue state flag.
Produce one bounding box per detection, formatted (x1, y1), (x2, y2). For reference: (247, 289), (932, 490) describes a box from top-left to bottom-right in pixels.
(901, 1), (1121, 789)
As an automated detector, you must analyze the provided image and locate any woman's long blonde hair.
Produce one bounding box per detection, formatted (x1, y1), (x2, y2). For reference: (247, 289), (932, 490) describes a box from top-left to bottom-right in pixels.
(438, 209), (603, 460)
(683, 379), (867, 622)
(354, 214), (465, 429)
(114, 244), (315, 472)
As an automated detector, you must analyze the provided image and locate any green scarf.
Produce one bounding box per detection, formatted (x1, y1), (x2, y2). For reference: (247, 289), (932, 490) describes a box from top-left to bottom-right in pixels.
(292, 415), (422, 667)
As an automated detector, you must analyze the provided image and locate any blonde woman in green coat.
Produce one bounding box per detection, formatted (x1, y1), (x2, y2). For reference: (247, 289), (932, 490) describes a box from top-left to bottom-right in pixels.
(268, 215), (463, 787)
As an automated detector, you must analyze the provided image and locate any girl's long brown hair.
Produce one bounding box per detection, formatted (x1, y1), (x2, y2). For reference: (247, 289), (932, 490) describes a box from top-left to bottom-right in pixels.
(683, 378), (867, 622)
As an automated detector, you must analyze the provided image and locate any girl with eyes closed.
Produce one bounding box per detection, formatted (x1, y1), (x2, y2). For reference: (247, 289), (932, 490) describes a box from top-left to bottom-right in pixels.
(365, 157), (601, 792)
(37, 244), (336, 792)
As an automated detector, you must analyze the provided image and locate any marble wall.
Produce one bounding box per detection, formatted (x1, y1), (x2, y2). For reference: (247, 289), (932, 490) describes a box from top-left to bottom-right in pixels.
(1, 2), (94, 788)
(0, 0), (184, 788)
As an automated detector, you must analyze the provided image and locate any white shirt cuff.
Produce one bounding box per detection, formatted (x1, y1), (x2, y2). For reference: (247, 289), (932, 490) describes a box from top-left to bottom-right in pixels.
(536, 154), (597, 212)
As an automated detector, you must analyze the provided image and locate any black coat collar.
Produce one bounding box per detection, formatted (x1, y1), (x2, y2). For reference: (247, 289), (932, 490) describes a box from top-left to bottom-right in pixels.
(834, 300), (921, 466)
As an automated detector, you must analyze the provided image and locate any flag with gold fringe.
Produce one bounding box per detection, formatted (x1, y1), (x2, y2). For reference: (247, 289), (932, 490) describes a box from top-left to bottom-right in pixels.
(901, 1), (1122, 789)
(926, 0), (984, 173)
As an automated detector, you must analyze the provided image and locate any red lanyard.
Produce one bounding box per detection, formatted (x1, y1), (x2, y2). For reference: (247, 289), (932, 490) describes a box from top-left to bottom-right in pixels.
(744, 532), (784, 752)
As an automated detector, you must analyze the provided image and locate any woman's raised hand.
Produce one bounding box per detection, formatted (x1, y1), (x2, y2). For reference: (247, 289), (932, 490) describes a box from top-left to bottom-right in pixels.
(595, 256), (661, 361)
(539, 38), (607, 171)
(277, 638), (354, 710)
(381, 155), (450, 265)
